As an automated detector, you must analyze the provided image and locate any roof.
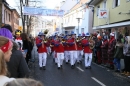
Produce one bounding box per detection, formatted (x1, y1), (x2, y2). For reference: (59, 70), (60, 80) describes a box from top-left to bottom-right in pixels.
(11, 9), (20, 18)
(88, 0), (102, 5)
(3, 1), (20, 18)
(70, 0), (89, 11)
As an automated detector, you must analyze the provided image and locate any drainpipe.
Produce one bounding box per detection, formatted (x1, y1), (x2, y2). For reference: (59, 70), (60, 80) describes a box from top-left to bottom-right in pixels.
(4, 9), (6, 24)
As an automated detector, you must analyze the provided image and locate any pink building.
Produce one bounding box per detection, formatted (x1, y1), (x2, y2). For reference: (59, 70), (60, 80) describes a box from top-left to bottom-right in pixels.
(1, 0), (20, 34)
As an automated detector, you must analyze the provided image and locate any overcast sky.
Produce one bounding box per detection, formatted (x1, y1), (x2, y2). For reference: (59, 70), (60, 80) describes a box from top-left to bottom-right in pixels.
(6, 0), (63, 20)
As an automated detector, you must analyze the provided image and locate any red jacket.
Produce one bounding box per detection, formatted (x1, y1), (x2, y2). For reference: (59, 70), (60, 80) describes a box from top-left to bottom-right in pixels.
(36, 37), (47, 53)
(54, 40), (64, 53)
(67, 38), (77, 51)
(77, 42), (83, 50)
(81, 39), (92, 53)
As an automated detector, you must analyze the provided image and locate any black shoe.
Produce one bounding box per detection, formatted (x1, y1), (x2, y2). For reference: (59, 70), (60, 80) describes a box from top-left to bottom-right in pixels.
(58, 67), (60, 69)
(43, 66), (46, 70)
(77, 62), (80, 64)
(88, 66), (91, 69)
(40, 67), (42, 70)
(66, 62), (68, 64)
(53, 58), (55, 62)
(61, 65), (62, 69)
(85, 67), (89, 69)
(55, 63), (57, 65)
(115, 70), (120, 73)
(71, 65), (74, 69)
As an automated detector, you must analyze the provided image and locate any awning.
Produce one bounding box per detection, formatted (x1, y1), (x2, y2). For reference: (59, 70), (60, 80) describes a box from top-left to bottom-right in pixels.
(93, 21), (130, 29)
(64, 26), (75, 31)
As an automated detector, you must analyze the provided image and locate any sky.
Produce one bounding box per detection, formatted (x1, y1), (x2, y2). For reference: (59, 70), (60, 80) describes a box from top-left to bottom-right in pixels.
(6, 0), (63, 20)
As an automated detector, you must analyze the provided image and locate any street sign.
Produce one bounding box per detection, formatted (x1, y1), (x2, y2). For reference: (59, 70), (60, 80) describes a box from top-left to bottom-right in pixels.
(98, 9), (108, 19)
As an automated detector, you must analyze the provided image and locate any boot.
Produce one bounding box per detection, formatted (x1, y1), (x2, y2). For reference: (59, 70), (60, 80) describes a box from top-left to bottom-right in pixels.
(125, 72), (130, 76)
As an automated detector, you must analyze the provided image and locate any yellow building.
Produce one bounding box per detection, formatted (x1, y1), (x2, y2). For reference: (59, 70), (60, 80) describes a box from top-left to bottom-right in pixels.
(89, 0), (130, 36)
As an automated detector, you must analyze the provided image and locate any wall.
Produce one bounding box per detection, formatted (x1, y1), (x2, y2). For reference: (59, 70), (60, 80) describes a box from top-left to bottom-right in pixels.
(60, 0), (78, 14)
(93, 0), (130, 27)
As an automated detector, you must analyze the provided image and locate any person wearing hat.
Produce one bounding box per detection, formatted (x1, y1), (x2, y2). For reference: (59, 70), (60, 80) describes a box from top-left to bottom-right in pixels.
(76, 34), (83, 64)
(81, 32), (93, 69)
(67, 31), (77, 69)
(15, 30), (22, 50)
(107, 32), (116, 69)
(36, 32), (47, 70)
(54, 36), (64, 69)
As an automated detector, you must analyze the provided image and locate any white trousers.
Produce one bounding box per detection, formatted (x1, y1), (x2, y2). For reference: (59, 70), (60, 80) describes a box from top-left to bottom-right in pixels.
(85, 53), (92, 67)
(47, 47), (51, 53)
(52, 51), (57, 63)
(77, 50), (83, 62)
(38, 52), (47, 67)
(57, 53), (64, 67)
(64, 51), (70, 62)
(69, 51), (77, 65)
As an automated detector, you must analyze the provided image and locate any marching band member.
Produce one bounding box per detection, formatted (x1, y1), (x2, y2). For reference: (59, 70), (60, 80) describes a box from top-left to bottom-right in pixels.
(36, 32), (47, 70)
(76, 34), (83, 64)
(64, 35), (70, 64)
(81, 33), (93, 69)
(54, 36), (64, 69)
(67, 31), (77, 69)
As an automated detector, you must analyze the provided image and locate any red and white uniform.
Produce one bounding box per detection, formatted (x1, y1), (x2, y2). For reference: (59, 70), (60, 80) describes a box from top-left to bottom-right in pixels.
(64, 40), (70, 63)
(36, 37), (47, 67)
(67, 38), (77, 66)
(77, 41), (83, 63)
(54, 40), (64, 68)
(81, 39), (93, 67)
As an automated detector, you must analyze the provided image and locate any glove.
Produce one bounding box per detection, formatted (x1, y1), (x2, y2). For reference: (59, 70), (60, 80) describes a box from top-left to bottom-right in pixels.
(55, 44), (59, 46)
(69, 42), (74, 46)
(85, 43), (89, 46)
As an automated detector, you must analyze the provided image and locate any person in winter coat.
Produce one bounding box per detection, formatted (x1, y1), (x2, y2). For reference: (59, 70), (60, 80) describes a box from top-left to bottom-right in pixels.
(113, 39), (124, 72)
(20, 33), (33, 64)
(122, 36), (130, 76)
(101, 36), (108, 65)
(0, 36), (14, 86)
(107, 32), (116, 69)
(95, 36), (102, 64)
(6, 41), (30, 78)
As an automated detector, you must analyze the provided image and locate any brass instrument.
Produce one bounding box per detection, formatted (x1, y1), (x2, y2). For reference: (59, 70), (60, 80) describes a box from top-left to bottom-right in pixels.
(89, 35), (95, 49)
(76, 37), (85, 42)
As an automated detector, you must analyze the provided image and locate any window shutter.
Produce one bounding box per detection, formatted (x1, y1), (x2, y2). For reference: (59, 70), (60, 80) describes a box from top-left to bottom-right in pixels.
(112, 0), (115, 8)
(118, 0), (120, 6)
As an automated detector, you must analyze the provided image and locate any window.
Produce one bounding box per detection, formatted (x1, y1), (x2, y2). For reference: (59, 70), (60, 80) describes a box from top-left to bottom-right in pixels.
(113, 0), (120, 8)
(126, 0), (130, 2)
(8, 13), (10, 22)
(96, 6), (100, 16)
(103, 0), (107, 9)
(81, 28), (84, 33)
(76, 29), (79, 35)
(6, 11), (7, 20)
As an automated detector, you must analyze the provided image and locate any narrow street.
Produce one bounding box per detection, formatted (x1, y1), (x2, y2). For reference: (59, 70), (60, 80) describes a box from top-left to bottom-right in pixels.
(29, 46), (130, 86)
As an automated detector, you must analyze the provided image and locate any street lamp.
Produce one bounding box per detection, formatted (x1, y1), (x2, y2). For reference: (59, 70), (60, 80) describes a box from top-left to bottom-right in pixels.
(76, 18), (82, 35)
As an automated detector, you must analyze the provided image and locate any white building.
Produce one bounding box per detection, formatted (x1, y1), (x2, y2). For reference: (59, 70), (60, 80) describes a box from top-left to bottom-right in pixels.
(61, 0), (94, 35)
(54, 0), (78, 34)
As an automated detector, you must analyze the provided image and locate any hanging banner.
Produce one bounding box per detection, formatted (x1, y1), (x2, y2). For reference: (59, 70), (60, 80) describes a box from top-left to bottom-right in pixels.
(23, 6), (64, 16)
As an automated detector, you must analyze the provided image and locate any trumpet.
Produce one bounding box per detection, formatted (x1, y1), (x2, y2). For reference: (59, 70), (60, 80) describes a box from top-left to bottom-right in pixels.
(89, 36), (95, 49)
(76, 37), (85, 42)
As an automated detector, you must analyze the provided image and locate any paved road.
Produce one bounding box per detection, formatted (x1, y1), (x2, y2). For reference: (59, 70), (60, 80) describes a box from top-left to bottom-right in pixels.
(29, 46), (130, 86)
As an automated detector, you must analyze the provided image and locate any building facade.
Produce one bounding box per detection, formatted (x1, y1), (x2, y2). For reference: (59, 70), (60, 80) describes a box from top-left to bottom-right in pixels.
(0, 0), (20, 34)
(61, 0), (93, 35)
(89, 0), (130, 37)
